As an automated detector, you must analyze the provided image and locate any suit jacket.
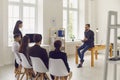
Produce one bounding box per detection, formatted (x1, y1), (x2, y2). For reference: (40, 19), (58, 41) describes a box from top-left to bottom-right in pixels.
(29, 45), (49, 69)
(49, 50), (70, 72)
(84, 29), (94, 48)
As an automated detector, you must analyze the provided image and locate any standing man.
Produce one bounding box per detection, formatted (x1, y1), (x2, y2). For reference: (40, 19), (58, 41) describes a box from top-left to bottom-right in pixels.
(77, 24), (94, 68)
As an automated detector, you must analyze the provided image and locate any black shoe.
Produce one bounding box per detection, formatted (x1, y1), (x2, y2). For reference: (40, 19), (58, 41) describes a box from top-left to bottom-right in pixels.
(77, 64), (82, 68)
(80, 60), (84, 63)
(32, 73), (35, 78)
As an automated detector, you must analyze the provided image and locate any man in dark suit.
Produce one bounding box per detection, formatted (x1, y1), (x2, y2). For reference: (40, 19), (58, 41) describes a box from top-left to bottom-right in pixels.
(77, 24), (94, 68)
(49, 40), (71, 79)
(29, 34), (48, 69)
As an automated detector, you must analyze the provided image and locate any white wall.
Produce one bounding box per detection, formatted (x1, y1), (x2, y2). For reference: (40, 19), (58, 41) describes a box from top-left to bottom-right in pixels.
(0, 0), (14, 66)
(97, 0), (120, 44)
(0, 0), (12, 66)
(65, 41), (81, 55)
(43, 0), (63, 44)
(0, 0), (4, 66)
(84, 0), (98, 43)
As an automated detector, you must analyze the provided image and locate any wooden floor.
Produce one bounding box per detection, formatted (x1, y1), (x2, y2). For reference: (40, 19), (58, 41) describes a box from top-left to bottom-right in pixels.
(0, 53), (120, 80)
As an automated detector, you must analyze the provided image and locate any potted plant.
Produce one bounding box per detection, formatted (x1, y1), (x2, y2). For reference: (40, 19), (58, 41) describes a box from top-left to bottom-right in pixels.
(70, 35), (75, 41)
(118, 36), (120, 40)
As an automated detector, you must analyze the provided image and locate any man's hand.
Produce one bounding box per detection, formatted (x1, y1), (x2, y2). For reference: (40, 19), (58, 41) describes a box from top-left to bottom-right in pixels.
(82, 38), (88, 42)
(81, 40), (84, 42)
(84, 38), (88, 41)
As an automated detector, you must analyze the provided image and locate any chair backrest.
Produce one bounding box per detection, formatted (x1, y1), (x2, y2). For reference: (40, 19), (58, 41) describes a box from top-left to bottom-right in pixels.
(19, 53), (32, 68)
(30, 56), (48, 73)
(12, 52), (21, 65)
(49, 58), (69, 77)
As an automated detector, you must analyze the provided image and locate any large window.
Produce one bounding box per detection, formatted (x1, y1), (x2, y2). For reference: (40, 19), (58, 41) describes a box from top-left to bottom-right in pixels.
(8, 0), (37, 46)
(63, 0), (79, 41)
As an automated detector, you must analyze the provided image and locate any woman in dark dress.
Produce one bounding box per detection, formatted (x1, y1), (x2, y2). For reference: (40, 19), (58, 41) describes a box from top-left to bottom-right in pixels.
(13, 20), (23, 38)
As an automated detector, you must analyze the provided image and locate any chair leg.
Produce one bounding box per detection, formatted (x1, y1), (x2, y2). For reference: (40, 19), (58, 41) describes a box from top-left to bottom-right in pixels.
(29, 69), (33, 80)
(18, 65), (23, 80)
(42, 73), (44, 80)
(15, 68), (18, 77)
(15, 69), (20, 80)
(15, 65), (22, 80)
(34, 73), (39, 80)
(45, 73), (50, 80)
(60, 77), (62, 80)
(26, 69), (30, 80)
(39, 73), (42, 80)
(60, 77), (64, 80)
(54, 76), (59, 80)
(17, 72), (21, 80)
(20, 70), (26, 80)
(64, 76), (68, 80)
(67, 72), (72, 80)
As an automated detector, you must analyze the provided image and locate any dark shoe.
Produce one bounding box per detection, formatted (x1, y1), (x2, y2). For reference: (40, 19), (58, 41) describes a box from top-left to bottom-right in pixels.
(77, 64), (82, 68)
(80, 60), (84, 63)
(32, 74), (35, 78)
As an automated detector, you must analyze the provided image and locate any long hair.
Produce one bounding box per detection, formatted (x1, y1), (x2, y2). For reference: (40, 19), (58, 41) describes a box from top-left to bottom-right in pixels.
(19, 35), (29, 54)
(13, 20), (23, 34)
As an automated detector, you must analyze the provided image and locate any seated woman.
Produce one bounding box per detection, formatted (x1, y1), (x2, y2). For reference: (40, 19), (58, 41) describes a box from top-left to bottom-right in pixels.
(49, 40), (72, 80)
(19, 35), (31, 65)
(19, 35), (35, 78)
(12, 34), (21, 75)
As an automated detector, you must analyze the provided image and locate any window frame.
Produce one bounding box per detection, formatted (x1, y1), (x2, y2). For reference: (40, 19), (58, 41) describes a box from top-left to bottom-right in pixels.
(63, 0), (80, 41)
(8, 0), (38, 46)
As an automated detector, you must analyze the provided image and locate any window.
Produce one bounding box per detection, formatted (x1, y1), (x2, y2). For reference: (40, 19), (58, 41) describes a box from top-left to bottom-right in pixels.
(9, 0), (20, 2)
(63, 0), (84, 41)
(8, 0), (37, 46)
(23, 0), (36, 4)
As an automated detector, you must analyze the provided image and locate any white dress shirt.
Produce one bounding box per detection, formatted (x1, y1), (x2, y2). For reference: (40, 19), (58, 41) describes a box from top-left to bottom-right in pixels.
(12, 41), (21, 64)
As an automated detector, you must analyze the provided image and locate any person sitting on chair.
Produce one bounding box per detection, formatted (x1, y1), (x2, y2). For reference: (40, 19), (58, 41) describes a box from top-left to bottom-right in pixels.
(29, 34), (48, 69)
(19, 35), (31, 66)
(77, 24), (94, 68)
(12, 34), (21, 75)
(19, 35), (35, 78)
(29, 34), (49, 79)
(49, 40), (72, 80)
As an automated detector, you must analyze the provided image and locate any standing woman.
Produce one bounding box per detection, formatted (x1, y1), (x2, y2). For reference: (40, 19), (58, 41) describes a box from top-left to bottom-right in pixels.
(13, 20), (23, 39)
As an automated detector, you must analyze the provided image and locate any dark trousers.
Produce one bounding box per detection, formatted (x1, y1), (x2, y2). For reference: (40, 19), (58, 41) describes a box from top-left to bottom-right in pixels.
(77, 44), (91, 62)
(50, 74), (54, 80)
(15, 60), (19, 68)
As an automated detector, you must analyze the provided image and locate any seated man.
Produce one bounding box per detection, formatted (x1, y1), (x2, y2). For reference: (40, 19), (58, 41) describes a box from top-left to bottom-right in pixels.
(49, 40), (72, 80)
(29, 34), (48, 69)
(77, 24), (94, 68)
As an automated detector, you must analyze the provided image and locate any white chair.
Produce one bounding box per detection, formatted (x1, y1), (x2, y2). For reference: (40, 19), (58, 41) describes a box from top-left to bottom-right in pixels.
(30, 57), (50, 80)
(12, 51), (22, 80)
(49, 58), (72, 80)
(19, 53), (33, 80)
(13, 52), (21, 65)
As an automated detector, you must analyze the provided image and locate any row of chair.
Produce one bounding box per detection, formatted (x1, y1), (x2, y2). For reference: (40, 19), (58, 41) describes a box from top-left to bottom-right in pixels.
(15, 53), (72, 80)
